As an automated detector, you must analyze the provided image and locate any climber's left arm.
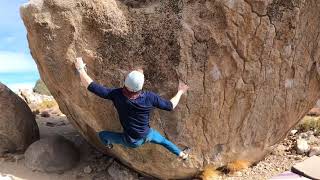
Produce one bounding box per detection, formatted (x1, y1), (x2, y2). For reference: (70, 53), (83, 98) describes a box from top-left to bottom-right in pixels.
(170, 81), (189, 109)
(87, 82), (115, 100)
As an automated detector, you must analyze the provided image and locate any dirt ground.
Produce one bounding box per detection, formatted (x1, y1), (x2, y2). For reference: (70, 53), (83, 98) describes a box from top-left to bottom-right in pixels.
(0, 115), (315, 180)
(0, 115), (118, 180)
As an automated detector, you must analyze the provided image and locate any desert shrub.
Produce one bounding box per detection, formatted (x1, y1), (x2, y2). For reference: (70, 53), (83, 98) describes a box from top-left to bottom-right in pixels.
(200, 165), (220, 180)
(226, 160), (251, 173)
(33, 79), (51, 95)
(37, 100), (57, 110)
(297, 116), (320, 135)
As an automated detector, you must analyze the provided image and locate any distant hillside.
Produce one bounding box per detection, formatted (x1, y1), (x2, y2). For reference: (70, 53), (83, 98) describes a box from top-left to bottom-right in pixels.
(33, 79), (51, 96)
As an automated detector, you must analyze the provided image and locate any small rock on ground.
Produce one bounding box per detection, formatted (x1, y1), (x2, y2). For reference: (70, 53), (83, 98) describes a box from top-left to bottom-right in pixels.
(24, 135), (80, 173)
(309, 146), (320, 157)
(84, 166), (92, 174)
(296, 139), (310, 154)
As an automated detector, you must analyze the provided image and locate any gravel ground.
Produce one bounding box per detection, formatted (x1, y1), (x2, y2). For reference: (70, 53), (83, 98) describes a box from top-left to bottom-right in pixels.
(1, 114), (319, 180)
(222, 154), (307, 179)
(222, 131), (318, 180)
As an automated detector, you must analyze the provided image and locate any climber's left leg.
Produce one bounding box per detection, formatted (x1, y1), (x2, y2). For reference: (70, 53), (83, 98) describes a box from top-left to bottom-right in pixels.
(145, 128), (182, 156)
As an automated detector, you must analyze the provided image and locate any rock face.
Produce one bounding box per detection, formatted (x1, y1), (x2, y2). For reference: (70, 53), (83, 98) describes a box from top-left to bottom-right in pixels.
(0, 83), (39, 154)
(24, 135), (80, 173)
(20, 0), (320, 179)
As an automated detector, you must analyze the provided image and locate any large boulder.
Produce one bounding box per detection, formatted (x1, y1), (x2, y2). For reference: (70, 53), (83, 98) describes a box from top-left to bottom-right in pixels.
(24, 135), (80, 173)
(20, 0), (320, 179)
(0, 83), (39, 154)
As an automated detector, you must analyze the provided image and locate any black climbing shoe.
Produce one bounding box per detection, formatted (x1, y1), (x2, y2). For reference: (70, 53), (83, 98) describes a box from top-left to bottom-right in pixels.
(106, 143), (113, 149)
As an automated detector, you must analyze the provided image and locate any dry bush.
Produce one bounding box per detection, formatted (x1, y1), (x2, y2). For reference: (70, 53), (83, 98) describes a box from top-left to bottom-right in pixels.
(36, 100), (58, 110)
(297, 116), (320, 135)
(200, 165), (220, 180)
(226, 160), (251, 173)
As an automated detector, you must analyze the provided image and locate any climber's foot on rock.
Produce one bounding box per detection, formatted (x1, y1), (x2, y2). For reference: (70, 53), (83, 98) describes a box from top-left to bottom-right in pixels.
(105, 143), (113, 149)
(179, 147), (191, 160)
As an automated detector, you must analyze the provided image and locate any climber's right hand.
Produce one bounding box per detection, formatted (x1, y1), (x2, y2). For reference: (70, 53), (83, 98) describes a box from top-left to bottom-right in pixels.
(75, 57), (86, 72)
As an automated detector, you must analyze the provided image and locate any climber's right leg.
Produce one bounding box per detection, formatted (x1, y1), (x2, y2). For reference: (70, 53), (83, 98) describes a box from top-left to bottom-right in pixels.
(97, 131), (126, 149)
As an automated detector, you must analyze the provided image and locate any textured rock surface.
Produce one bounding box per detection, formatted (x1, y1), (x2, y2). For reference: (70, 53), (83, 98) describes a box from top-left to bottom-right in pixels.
(0, 82), (39, 154)
(24, 135), (80, 172)
(21, 0), (320, 179)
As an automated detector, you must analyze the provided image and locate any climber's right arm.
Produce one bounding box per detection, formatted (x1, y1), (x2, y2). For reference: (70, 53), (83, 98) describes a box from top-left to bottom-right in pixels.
(75, 57), (114, 100)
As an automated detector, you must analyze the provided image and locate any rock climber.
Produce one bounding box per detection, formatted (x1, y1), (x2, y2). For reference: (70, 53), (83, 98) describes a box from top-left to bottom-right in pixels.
(74, 57), (190, 160)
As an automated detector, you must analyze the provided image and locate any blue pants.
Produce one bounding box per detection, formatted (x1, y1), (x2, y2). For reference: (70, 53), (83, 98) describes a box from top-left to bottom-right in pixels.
(98, 128), (182, 156)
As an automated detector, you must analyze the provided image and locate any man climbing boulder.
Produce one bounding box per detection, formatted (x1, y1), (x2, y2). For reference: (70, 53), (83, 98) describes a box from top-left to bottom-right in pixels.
(75, 57), (190, 160)
(21, 0), (320, 178)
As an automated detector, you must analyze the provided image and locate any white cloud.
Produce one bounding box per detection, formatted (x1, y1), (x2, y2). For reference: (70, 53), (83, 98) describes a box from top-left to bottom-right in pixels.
(4, 36), (16, 43)
(7, 82), (35, 92)
(0, 51), (38, 73)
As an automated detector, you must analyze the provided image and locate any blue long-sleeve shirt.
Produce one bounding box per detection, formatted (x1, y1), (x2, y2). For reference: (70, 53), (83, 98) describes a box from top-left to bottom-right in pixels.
(87, 82), (173, 143)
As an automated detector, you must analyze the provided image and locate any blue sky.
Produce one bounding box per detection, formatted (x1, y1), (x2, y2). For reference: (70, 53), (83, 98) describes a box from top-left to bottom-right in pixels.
(0, 0), (40, 92)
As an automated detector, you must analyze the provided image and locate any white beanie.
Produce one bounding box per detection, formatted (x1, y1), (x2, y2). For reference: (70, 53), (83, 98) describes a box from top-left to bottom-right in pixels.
(124, 71), (144, 92)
